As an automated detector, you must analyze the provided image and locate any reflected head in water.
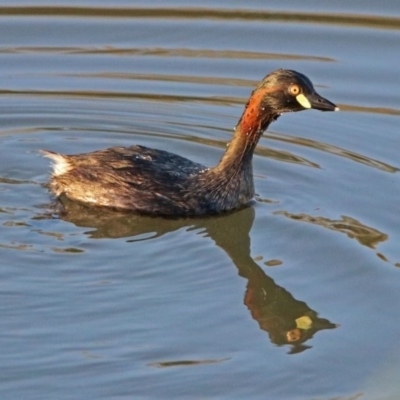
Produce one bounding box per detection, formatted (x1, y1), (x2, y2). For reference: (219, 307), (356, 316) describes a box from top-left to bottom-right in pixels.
(42, 69), (338, 217)
(244, 274), (338, 354)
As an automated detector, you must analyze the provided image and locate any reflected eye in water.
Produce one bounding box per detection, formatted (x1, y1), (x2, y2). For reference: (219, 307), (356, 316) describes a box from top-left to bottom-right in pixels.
(286, 329), (302, 343)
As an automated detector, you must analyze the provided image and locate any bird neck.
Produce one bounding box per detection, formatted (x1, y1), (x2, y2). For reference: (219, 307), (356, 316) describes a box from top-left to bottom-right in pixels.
(215, 101), (278, 173)
(197, 92), (279, 211)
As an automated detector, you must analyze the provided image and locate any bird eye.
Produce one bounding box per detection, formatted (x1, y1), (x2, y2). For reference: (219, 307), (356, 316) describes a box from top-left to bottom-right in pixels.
(289, 84), (300, 96)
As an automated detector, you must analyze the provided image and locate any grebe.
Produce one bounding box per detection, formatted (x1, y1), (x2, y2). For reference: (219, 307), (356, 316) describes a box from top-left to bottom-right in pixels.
(43, 69), (338, 216)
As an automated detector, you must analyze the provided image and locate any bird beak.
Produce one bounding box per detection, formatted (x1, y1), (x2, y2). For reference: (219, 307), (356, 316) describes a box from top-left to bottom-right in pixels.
(296, 92), (339, 112)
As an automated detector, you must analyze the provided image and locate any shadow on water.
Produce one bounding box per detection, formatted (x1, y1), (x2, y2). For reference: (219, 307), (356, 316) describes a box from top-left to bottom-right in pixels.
(54, 197), (338, 354)
(275, 211), (388, 250)
(275, 211), (393, 265)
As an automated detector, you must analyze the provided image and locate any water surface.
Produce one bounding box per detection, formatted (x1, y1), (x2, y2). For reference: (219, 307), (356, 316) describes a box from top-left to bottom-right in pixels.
(1, 2), (400, 399)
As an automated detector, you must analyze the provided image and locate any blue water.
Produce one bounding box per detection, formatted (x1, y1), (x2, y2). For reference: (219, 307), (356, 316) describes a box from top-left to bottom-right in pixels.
(1, 2), (400, 399)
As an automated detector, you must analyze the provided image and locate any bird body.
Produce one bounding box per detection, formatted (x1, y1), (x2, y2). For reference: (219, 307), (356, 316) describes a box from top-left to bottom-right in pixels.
(43, 69), (338, 216)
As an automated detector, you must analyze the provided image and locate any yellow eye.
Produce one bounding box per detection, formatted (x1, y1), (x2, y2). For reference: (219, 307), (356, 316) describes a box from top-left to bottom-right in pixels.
(289, 84), (300, 96)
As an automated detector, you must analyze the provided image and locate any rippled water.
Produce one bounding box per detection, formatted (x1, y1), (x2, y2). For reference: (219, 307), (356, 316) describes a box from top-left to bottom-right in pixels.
(1, 2), (400, 399)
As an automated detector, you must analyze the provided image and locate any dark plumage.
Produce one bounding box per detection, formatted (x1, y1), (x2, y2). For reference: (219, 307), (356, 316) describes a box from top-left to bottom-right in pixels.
(42, 69), (338, 216)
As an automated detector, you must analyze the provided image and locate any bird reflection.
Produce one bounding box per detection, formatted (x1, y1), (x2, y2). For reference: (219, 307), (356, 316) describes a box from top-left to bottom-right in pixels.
(55, 197), (337, 353)
(242, 268), (336, 354)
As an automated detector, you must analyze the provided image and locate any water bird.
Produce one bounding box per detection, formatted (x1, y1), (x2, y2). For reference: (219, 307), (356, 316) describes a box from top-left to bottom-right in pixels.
(42, 69), (338, 216)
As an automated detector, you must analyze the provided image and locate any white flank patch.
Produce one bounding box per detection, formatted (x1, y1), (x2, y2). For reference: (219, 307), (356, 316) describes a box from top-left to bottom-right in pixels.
(41, 151), (72, 176)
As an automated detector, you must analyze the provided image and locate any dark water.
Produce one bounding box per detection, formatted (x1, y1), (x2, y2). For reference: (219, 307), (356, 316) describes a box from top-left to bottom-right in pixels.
(1, 2), (400, 399)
